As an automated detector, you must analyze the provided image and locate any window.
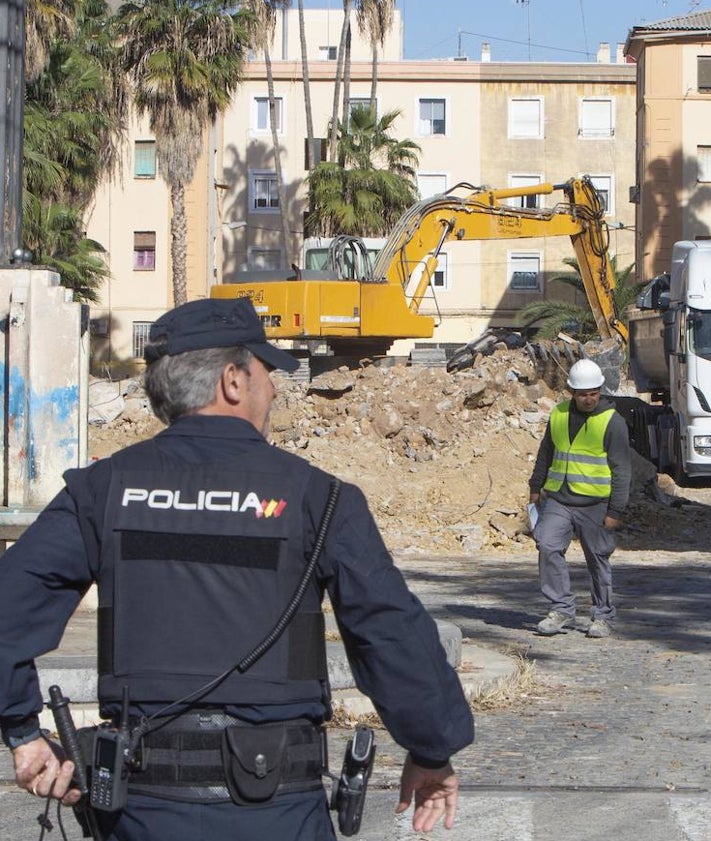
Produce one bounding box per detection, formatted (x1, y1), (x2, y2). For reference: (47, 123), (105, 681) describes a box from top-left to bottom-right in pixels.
(254, 96), (283, 133)
(508, 174), (542, 209)
(249, 170), (279, 213)
(698, 146), (711, 181)
(430, 252), (448, 290)
(418, 99), (446, 135)
(133, 231), (156, 270)
(579, 98), (614, 138)
(699, 56), (711, 92)
(132, 322), (153, 358)
(588, 175), (613, 215)
(134, 141), (156, 178)
(508, 97), (543, 139)
(509, 252), (541, 291)
(248, 247), (282, 270)
(348, 97), (374, 122)
(304, 138), (327, 169)
(417, 173), (447, 199)
(319, 46), (337, 60)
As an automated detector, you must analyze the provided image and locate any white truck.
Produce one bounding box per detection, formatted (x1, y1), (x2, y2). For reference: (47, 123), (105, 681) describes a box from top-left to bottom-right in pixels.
(627, 240), (711, 483)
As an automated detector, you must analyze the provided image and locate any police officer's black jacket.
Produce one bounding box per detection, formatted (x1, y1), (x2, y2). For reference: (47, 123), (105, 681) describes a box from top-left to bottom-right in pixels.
(0, 415), (473, 766)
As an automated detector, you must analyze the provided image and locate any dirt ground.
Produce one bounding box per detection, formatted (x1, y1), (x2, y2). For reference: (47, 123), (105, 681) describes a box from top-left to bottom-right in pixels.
(88, 348), (711, 557)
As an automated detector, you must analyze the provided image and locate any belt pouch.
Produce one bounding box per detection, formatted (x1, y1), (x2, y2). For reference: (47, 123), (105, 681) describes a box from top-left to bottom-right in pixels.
(221, 724), (287, 805)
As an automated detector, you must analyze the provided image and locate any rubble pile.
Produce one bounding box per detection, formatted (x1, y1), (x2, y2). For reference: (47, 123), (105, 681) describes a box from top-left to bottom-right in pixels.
(88, 347), (711, 556)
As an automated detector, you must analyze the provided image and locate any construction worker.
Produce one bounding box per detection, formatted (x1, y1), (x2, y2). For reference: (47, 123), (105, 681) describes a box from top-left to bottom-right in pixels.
(0, 297), (473, 841)
(529, 358), (631, 638)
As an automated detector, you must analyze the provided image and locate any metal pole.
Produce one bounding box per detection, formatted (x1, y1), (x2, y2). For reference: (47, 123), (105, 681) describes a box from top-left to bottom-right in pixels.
(0, 0), (25, 266)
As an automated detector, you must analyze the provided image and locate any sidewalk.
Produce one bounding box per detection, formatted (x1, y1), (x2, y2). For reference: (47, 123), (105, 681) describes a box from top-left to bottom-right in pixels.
(30, 604), (517, 731)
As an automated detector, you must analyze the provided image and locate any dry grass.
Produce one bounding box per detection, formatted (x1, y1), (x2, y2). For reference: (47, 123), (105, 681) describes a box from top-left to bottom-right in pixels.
(328, 704), (384, 730)
(469, 652), (544, 712)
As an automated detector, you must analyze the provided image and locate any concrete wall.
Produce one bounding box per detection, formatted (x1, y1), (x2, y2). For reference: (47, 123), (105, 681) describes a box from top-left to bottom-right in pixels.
(273, 8), (403, 63)
(0, 269), (88, 508)
(627, 28), (711, 281)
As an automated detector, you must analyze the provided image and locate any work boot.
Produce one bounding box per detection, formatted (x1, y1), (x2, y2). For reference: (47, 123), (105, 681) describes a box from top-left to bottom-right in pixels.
(587, 618), (611, 638)
(536, 610), (575, 635)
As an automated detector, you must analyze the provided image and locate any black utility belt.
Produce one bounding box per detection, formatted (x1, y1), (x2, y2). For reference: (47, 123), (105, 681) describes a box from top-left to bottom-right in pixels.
(93, 713), (326, 804)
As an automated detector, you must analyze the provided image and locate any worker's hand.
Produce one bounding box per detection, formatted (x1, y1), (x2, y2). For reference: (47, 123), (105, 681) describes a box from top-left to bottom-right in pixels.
(13, 737), (81, 805)
(529, 492), (540, 505)
(603, 515), (620, 530)
(396, 754), (459, 832)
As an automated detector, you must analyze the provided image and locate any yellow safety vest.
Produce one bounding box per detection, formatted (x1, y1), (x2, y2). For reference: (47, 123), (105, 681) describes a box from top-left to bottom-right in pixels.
(543, 401), (614, 498)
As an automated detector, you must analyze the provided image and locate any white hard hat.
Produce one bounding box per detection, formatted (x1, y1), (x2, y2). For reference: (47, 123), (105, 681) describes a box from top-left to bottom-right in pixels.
(567, 359), (605, 390)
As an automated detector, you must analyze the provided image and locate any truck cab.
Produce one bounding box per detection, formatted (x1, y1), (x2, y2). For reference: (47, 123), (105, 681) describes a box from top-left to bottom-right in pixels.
(632, 241), (711, 480)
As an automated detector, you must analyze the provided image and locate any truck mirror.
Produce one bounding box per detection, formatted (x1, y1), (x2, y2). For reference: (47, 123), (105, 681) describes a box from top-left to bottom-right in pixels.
(662, 309), (677, 356)
(636, 272), (671, 311)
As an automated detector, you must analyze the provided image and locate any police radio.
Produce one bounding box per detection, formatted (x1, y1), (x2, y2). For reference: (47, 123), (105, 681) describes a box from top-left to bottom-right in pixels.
(331, 726), (376, 836)
(89, 687), (131, 812)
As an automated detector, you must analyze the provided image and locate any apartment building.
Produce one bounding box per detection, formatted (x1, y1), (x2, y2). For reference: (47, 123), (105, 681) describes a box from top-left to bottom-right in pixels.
(625, 9), (711, 282)
(85, 8), (636, 369)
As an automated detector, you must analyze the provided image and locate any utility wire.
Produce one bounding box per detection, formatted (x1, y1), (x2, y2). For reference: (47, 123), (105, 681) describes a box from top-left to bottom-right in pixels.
(455, 29), (591, 58)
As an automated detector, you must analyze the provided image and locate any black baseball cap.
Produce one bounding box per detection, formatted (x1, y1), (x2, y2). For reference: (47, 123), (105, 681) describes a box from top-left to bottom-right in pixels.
(144, 297), (299, 372)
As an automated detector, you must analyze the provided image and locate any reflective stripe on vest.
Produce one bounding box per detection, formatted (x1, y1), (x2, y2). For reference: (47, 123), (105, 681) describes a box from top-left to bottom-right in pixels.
(543, 401), (614, 498)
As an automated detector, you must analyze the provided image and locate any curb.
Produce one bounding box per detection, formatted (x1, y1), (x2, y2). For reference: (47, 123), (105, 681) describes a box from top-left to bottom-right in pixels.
(35, 621), (517, 731)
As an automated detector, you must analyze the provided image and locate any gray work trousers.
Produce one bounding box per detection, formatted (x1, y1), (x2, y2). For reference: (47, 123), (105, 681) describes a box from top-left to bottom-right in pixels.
(533, 496), (617, 622)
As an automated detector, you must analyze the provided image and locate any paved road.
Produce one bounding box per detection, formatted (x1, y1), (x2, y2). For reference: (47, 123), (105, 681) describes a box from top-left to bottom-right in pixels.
(2, 547), (710, 839)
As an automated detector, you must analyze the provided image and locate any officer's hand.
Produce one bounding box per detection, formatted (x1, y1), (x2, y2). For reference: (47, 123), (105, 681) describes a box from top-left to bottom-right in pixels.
(396, 754), (459, 831)
(529, 492), (540, 505)
(604, 515), (620, 530)
(13, 737), (81, 806)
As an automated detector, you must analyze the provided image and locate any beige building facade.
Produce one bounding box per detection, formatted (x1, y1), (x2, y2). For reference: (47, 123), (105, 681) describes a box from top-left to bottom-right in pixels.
(85, 8), (636, 369)
(625, 9), (711, 283)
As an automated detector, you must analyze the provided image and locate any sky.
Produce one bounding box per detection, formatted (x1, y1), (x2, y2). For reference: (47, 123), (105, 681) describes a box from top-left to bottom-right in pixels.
(301, 0), (705, 62)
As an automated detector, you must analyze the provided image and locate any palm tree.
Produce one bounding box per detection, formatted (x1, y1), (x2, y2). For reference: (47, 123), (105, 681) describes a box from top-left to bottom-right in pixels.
(355, 0), (395, 113)
(23, 198), (110, 301)
(24, 0), (75, 82)
(113, 0), (249, 306)
(339, 18), (352, 129)
(307, 107), (420, 237)
(242, 1), (292, 267)
(328, 0), (353, 161)
(297, 0), (316, 170)
(23, 0), (125, 301)
(518, 256), (640, 340)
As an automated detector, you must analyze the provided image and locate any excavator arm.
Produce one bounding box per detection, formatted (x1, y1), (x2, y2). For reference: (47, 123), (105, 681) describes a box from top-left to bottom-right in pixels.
(211, 175), (627, 358)
(372, 175), (628, 345)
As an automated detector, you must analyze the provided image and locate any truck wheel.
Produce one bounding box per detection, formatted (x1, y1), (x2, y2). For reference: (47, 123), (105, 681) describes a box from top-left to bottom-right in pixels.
(671, 426), (688, 487)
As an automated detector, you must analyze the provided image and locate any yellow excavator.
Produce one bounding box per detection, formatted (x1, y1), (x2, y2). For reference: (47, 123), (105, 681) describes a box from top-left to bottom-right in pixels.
(211, 176), (628, 359)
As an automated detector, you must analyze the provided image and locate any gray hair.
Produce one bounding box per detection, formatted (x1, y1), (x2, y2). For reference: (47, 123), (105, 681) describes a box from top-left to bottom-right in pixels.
(144, 345), (252, 425)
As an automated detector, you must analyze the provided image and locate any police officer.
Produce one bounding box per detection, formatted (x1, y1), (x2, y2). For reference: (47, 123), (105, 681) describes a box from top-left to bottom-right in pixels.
(529, 359), (631, 639)
(0, 297), (474, 840)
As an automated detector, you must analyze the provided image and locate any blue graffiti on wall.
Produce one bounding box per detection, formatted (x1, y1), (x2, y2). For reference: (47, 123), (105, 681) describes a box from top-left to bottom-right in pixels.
(2, 363), (80, 480)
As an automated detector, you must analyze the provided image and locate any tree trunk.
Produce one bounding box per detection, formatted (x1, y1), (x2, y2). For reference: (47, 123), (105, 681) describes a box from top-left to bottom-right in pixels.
(298, 0), (315, 170)
(369, 41), (378, 113)
(340, 22), (352, 130)
(264, 43), (291, 268)
(170, 181), (188, 306)
(329, 0), (352, 161)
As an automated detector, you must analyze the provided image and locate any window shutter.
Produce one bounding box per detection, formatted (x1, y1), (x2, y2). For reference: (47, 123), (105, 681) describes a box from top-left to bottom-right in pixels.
(581, 100), (612, 137)
(510, 99), (541, 138)
(698, 146), (711, 181)
(699, 57), (711, 91)
(134, 232), (156, 249)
